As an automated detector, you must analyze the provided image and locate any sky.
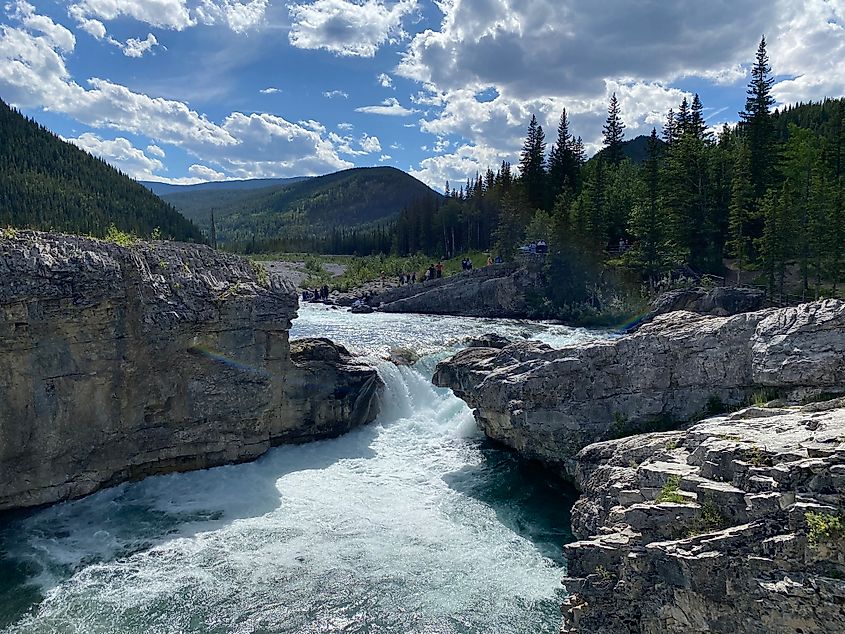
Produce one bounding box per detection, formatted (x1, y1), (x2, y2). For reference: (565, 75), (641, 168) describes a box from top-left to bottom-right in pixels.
(1, 1), (844, 191)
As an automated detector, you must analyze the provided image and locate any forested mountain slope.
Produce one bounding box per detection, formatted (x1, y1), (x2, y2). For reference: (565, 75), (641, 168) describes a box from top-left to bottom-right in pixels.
(162, 166), (440, 250)
(0, 99), (202, 242)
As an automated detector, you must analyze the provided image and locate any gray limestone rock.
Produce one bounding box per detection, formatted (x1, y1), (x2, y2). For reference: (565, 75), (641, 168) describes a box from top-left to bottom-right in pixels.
(0, 231), (382, 511)
(561, 403), (845, 634)
(433, 300), (845, 476)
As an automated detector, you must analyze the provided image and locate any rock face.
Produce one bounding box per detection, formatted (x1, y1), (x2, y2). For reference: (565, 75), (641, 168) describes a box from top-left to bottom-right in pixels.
(561, 401), (845, 633)
(433, 300), (845, 475)
(625, 286), (767, 332)
(0, 231), (382, 511)
(369, 263), (546, 318)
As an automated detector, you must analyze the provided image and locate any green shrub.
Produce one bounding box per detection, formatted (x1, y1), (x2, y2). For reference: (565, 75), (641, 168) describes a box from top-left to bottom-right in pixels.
(656, 476), (689, 504)
(806, 512), (845, 546)
(687, 500), (729, 536)
(104, 225), (138, 247)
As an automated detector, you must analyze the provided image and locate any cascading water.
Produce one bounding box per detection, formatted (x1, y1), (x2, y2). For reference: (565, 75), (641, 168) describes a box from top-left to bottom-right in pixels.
(0, 306), (610, 633)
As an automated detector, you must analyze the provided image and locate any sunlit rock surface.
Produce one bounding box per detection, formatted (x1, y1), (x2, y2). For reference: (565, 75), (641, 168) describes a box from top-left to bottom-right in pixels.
(434, 300), (845, 474)
(561, 401), (845, 633)
(0, 231), (381, 511)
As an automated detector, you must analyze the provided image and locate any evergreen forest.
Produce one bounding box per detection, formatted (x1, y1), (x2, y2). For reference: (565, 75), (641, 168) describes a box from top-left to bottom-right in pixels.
(0, 99), (203, 242)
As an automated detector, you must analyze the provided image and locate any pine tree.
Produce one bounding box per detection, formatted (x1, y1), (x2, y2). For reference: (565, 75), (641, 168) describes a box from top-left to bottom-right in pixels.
(662, 108), (677, 145)
(602, 93), (626, 165)
(629, 128), (665, 281)
(210, 210), (218, 249)
(727, 141), (754, 281)
(548, 108), (579, 200)
(676, 98), (690, 136)
(740, 35), (776, 200)
(518, 115), (547, 208)
(690, 94), (707, 140)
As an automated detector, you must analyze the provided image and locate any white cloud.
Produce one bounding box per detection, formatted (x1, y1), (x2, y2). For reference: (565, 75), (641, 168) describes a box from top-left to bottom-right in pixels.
(288, 0), (417, 57)
(396, 0), (845, 187)
(411, 143), (503, 191)
(323, 89), (349, 99)
(377, 72), (393, 88)
(188, 164), (227, 180)
(121, 33), (159, 57)
(260, 86), (281, 94)
(147, 144), (166, 157)
(337, 121), (354, 130)
(68, 0), (195, 31)
(359, 133), (381, 153)
(66, 132), (165, 178)
(355, 96), (417, 116)
(67, 0), (269, 35)
(11, 1), (75, 52)
(379, 154), (391, 162)
(0, 5), (352, 179)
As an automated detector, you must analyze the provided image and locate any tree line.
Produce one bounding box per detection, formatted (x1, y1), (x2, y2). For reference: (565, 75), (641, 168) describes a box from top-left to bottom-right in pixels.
(390, 36), (845, 302)
(0, 99), (203, 242)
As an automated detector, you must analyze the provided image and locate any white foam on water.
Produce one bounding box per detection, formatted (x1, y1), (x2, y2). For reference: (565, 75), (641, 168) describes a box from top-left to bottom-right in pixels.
(0, 308), (609, 633)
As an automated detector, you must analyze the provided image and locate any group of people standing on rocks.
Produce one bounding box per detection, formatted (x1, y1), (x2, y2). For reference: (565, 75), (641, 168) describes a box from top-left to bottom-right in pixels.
(461, 258), (473, 271)
(304, 285), (330, 302)
(425, 262), (443, 281)
(398, 272), (417, 286)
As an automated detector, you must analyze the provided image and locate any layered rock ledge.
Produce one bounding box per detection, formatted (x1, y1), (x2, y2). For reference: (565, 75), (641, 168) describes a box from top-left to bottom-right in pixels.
(368, 262), (546, 318)
(0, 231), (382, 511)
(433, 300), (845, 475)
(562, 401), (845, 633)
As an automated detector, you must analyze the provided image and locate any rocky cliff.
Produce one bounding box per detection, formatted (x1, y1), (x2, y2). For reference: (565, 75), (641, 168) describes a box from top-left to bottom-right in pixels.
(561, 401), (845, 633)
(368, 262), (546, 318)
(0, 231), (382, 511)
(433, 300), (845, 475)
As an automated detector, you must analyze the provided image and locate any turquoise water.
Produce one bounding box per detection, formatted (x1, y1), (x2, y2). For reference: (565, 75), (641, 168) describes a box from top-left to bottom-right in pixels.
(0, 306), (606, 633)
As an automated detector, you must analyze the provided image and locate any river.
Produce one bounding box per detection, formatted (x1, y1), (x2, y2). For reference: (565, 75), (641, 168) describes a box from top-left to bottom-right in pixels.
(0, 306), (609, 634)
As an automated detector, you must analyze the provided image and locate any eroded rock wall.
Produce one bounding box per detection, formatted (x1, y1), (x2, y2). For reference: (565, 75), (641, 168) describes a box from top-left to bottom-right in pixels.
(433, 300), (845, 475)
(0, 232), (381, 511)
(561, 402), (845, 633)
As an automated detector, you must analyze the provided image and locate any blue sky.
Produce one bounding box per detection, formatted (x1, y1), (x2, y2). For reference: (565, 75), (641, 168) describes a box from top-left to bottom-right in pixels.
(2, 1), (844, 191)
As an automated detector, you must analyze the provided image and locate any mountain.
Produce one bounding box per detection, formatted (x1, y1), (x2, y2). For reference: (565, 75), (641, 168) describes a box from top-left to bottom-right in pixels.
(0, 99), (203, 242)
(140, 177), (310, 197)
(161, 166), (441, 247)
(591, 134), (664, 165)
(773, 97), (845, 141)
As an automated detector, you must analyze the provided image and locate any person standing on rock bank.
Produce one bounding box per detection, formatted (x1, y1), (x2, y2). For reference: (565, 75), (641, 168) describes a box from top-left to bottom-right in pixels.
(436, 262), (443, 278)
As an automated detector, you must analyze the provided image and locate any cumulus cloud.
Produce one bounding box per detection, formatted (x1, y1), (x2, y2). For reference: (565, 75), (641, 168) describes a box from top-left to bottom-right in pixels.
(147, 144), (166, 157)
(66, 132), (165, 178)
(188, 163), (227, 180)
(68, 0), (194, 31)
(359, 133), (381, 153)
(10, 1), (75, 51)
(121, 33), (159, 57)
(0, 4), (352, 179)
(288, 0), (416, 57)
(377, 72), (393, 88)
(67, 0), (269, 35)
(323, 89), (349, 99)
(395, 0), (845, 188)
(411, 143), (504, 192)
(355, 96), (416, 116)
(260, 86), (281, 94)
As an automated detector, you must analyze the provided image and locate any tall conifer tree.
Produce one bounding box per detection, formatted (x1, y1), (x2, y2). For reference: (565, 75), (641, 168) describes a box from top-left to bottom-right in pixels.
(602, 93), (626, 165)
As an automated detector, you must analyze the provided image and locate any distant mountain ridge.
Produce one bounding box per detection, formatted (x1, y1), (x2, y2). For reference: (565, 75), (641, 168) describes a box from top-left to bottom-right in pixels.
(141, 177), (310, 197)
(159, 166), (441, 248)
(0, 98), (203, 242)
(591, 134), (664, 165)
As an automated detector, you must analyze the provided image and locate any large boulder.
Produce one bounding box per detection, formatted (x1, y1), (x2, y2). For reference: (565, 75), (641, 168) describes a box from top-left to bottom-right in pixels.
(370, 264), (546, 318)
(0, 231), (382, 511)
(561, 401), (845, 633)
(433, 300), (845, 475)
(626, 286), (767, 332)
